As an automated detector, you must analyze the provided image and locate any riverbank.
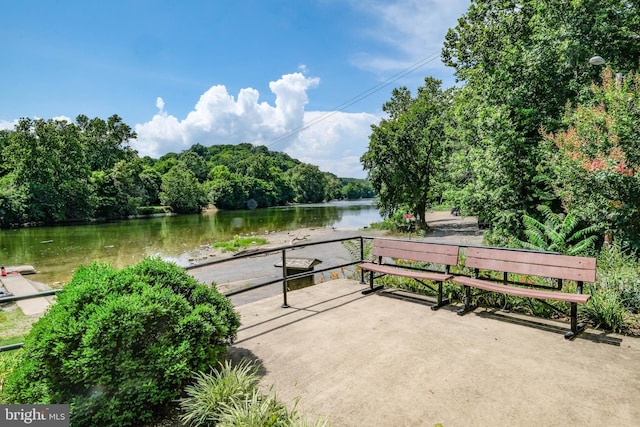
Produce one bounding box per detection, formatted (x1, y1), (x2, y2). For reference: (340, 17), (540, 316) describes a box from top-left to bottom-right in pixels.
(183, 211), (483, 265)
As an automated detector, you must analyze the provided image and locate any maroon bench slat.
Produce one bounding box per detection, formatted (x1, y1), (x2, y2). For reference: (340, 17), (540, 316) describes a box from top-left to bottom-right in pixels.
(465, 247), (596, 282)
(359, 263), (453, 283)
(453, 276), (590, 304)
(371, 239), (460, 266)
(359, 239), (460, 309)
(457, 247), (596, 339)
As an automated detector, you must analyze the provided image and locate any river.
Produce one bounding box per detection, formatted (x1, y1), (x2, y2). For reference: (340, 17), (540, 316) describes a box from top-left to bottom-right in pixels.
(0, 200), (382, 286)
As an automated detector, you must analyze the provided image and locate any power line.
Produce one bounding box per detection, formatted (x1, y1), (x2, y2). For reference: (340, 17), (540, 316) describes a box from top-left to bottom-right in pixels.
(265, 50), (442, 149)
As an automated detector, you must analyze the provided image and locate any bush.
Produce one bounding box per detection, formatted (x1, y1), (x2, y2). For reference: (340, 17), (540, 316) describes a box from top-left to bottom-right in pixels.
(179, 360), (260, 426)
(180, 360), (330, 427)
(581, 285), (626, 333)
(0, 351), (21, 403)
(2, 257), (240, 427)
(597, 244), (640, 314)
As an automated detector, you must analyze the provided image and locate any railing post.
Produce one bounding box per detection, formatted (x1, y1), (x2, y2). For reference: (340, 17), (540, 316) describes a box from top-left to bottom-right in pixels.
(281, 248), (289, 308)
(360, 236), (365, 284)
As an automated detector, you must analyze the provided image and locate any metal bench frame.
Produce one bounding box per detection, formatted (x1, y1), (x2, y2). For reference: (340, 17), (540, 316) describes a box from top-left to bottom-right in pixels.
(453, 247), (596, 340)
(359, 239), (460, 310)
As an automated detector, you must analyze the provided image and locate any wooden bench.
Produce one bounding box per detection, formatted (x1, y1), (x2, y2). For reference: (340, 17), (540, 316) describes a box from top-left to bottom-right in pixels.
(452, 247), (596, 339)
(359, 239), (460, 310)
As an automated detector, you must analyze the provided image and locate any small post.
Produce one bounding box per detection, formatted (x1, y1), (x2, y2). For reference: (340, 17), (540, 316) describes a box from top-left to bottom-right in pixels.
(281, 249), (289, 308)
(359, 237), (365, 284)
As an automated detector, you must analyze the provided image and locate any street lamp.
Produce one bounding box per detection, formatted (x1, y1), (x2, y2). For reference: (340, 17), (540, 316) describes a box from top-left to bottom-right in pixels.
(588, 55), (623, 84)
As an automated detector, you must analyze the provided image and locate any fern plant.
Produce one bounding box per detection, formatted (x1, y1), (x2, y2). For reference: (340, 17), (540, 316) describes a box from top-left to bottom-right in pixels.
(518, 205), (599, 255)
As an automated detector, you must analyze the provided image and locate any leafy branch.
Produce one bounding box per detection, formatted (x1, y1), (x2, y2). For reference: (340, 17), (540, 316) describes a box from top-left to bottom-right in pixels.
(518, 205), (599, 255)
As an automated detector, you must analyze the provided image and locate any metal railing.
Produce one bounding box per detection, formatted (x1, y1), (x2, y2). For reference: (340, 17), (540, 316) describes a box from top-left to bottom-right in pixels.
(0, 289), (62, 352)
(186, 235), (370, 306)
(0, 235), (371, 352)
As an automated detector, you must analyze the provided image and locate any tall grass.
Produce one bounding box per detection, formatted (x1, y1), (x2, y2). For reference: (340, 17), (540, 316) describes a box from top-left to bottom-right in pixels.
(179, 359), (330, 426)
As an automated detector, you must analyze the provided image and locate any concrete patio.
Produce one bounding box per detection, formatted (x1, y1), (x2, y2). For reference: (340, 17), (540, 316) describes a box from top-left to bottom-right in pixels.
(227, 279), (640, 427)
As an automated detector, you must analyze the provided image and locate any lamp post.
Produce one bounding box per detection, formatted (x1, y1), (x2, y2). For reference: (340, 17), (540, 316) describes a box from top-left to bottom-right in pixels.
(588, 55), (623, 84)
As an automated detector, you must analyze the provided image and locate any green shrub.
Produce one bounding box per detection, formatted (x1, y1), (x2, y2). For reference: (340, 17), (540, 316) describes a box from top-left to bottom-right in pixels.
(180, 360), (330, 427)
(517, 205), (599, 256)
(2, 257), (240, 427)
(0, 351), (21, 403)
(179, 360), (260, 426)
(597, 244), (640, 313)
(581, 285), (626, 333)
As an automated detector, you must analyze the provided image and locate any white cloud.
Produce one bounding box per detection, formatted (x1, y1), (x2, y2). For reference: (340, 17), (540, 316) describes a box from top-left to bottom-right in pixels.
(133, 72), (379, 178)
(0, 120), (16, 130)
(52, 115), (73, 123)
(349, 0), (470, 75)
(0, 116), (72, 130)
(288, 111), (379, 179)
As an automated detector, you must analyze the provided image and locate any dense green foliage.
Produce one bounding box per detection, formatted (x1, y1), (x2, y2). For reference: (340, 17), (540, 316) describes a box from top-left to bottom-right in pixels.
(439, 0), (640, 241)
(2, 258), (240, 426)
(0, 123), (374, 227)
(179, 360), (330, 427)
(517, 205), (599, 255)
(546, 69), (640, 248)
(360, 0), (640, 333)
(362, 78), (452, 230)
(363, 0), (640, 249)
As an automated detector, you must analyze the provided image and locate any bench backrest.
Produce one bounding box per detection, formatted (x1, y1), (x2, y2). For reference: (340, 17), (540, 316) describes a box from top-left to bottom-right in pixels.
(372, 239), (460, 266)
(464, 247), (596, 282)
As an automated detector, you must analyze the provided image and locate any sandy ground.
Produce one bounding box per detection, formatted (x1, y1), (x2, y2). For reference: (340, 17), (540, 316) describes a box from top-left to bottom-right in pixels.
(185, 210), (484, 265)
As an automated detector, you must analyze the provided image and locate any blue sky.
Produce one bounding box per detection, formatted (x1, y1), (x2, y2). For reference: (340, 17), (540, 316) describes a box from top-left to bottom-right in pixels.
(1, 0), (471, 178)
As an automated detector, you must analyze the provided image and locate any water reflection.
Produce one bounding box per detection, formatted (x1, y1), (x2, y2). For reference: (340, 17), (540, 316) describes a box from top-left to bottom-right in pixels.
(0, 200), (381, 285)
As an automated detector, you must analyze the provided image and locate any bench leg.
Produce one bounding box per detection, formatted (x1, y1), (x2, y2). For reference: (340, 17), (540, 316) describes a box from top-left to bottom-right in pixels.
(457, 285), (476, 315)
(431, 281), (450, 311)
(362, 270), (384, 295)
(565, 302), (587, 340)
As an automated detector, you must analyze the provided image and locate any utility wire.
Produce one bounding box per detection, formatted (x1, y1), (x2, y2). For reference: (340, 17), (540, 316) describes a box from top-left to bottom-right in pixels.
(265, 50), (442, 149)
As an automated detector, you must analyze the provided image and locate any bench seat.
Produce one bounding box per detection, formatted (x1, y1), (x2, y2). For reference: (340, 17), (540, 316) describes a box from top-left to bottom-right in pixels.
(452, 276), (590, 304)
(454, 247), (596, 339)
(359, 239), (460, 310)
(360, 262), (453, 283)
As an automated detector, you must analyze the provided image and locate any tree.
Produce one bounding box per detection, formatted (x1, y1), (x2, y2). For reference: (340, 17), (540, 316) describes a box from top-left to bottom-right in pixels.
(180, 150), (209, 183)
(5, 118), (93, 222)
(361, 77), (452, 229)
(441, 0), (640, 238)
(546, 68), (640, 248)
(160, 166), (206, 214)
(139, 166), (163, 206)
(205, 166), (248, 209)
(287, 163), (328, 203)
(0, 173), (28, 227)
(76, 114), (137, 171)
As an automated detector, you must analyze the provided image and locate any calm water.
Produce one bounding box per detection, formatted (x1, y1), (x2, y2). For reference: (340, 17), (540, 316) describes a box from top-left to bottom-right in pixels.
(0, 200), (382, 285)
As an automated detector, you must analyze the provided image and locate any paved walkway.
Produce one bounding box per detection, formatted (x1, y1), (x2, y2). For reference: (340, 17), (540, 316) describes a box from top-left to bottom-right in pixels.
(1, 273), (51, 315)
(228, 279), (640, 427)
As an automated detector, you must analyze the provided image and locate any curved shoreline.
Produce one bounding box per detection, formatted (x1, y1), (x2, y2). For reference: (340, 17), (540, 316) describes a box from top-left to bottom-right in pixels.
(183, 211), (483, 266)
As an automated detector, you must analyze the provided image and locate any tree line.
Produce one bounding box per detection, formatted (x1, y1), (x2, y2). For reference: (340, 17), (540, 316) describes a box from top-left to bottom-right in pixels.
(362, 0), (640, 249)
(0, 116), (374, 228)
